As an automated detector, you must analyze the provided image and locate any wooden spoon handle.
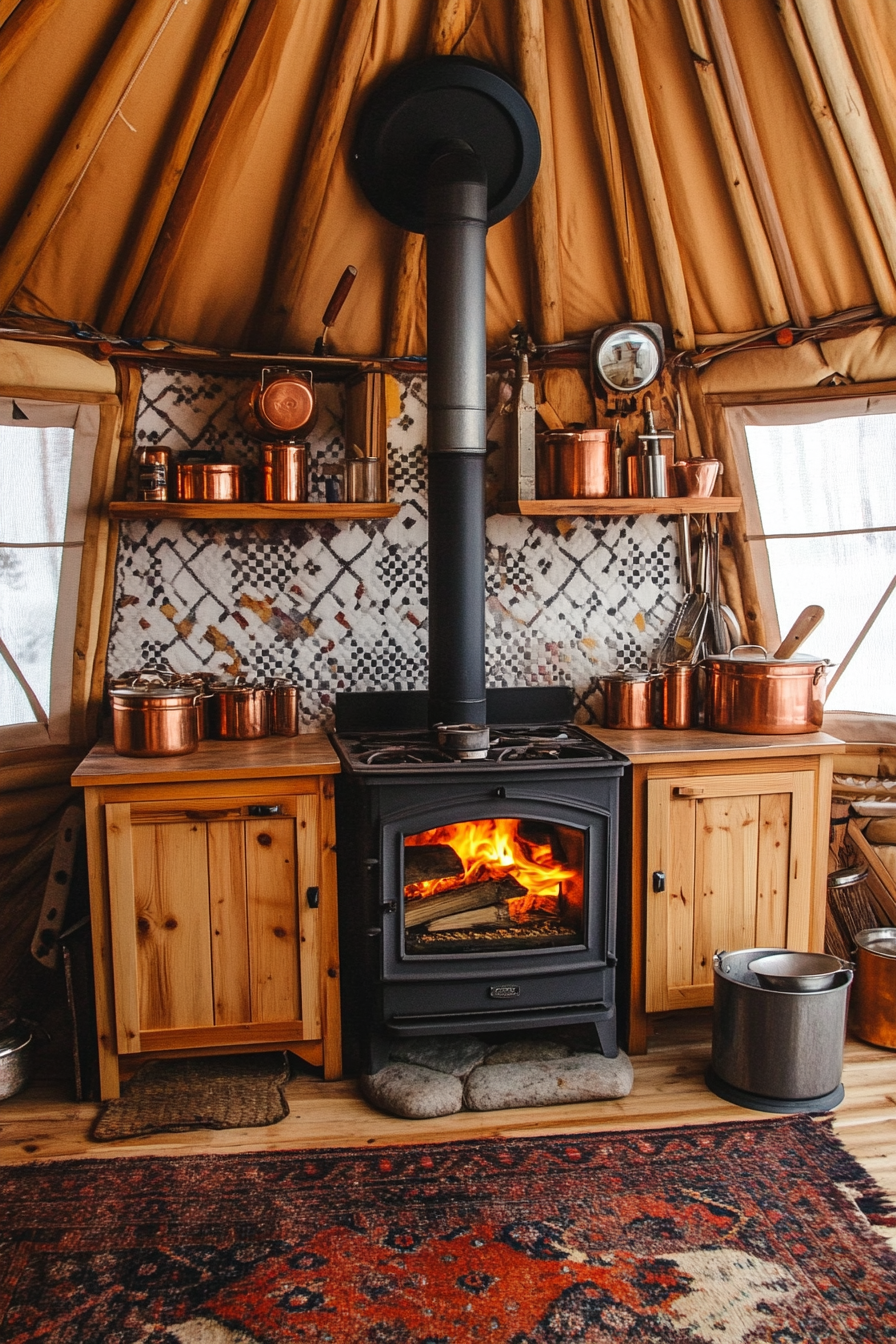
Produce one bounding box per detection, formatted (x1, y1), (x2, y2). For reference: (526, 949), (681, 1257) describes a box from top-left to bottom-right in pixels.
(773, 604), (824, 659)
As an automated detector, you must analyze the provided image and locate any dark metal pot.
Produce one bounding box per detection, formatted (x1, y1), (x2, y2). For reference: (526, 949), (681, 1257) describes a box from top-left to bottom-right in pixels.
(0, 1014), (34, 1101)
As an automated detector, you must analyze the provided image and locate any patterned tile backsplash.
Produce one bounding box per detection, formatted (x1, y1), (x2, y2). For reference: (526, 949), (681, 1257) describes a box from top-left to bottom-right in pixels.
(108, 367), (684, 727)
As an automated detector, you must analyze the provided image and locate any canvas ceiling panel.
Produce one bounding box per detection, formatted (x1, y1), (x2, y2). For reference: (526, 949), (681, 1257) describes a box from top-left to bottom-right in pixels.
(632, 0), (765, 337)
(0, 0), (130, 245)
(722, 0), (874, 319)
(545, 0), (628, 335)
(17, 0), (219, 326)
(149, 1), (342, 349)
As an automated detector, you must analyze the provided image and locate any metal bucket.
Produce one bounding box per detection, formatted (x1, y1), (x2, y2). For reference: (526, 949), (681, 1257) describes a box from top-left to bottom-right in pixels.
(851, 928), (896, 1048)
(706, 947), (852, 1112)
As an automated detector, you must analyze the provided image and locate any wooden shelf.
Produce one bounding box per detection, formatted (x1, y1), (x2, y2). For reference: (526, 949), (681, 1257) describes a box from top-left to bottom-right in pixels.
(109, 501), (399, 521)
(496, 496), (742, 516)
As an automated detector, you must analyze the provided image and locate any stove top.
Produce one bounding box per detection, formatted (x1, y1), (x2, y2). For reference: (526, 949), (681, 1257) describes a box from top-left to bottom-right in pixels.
(332, 723), (626, 774)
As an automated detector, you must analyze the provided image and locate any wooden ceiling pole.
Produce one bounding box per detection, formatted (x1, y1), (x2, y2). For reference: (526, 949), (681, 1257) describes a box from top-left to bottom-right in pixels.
(100, 0), (254, 333)
(837, 0), (896, 168)
(792, 0), (896, 285)
(698, 0), (810, 328)
(0, 0), (182, 315)
(387, 0), (471, 356)
(599, 0), (694, 349)
(774, 0), (896, 316)
(676, 0), (788, 327)
(123, 0), (281, 338)
(569, 0), (650, 322)
(0, 0), (64, 85)
(259, 0), (379, 351)
(513, 0), (564, 345)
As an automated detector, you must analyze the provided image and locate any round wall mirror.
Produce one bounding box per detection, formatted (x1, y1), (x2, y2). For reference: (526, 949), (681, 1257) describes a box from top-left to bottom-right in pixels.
(591, 323), (663, 393)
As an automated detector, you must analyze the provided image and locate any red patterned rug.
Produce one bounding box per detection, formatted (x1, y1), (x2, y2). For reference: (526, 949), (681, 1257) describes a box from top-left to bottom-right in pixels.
(1, 1117), (894, 1342)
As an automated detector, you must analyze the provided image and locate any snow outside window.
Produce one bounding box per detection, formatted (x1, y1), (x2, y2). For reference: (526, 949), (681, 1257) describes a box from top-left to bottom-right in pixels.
(730, 397), (896, 716)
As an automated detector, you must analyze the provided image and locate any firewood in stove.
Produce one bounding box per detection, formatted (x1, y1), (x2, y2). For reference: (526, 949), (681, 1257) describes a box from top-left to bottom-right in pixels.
(426, 901), (512, 932)
(403, 844), (464, 884)
(404, 875), (527, 927)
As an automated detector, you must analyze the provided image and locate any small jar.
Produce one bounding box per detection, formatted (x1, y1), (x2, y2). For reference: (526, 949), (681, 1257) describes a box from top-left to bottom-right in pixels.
(137, 446), (170, 501)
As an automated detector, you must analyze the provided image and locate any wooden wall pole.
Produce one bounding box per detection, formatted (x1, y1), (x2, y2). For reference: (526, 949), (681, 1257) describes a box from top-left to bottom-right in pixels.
(101, 0), (253, 333)
(124, 0), (281, 338)
(0, 0), (182, 314)
(0, 0), (63, 85)
(699, 0), (810, 328)
(260, 0), (379, 351)
(676, 0), (788, 327)
(388, 0), (471, 355)
(837, 0), (896, 170)
(599, 0), (695, 349)
(513, 0), (565, 345)
(774, 0), (896, 316)
(569, 0), (650, 321)
(793, 0), (896, 285)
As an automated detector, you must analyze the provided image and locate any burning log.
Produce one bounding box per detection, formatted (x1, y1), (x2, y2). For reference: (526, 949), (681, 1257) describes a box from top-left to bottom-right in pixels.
(427, 902), (512, 932)
(403, 844), (464, 884)
(404, 875), (526, 928)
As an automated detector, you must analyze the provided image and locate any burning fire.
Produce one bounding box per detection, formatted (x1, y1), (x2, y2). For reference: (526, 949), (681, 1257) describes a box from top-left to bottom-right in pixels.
(405, 818), (577, 919)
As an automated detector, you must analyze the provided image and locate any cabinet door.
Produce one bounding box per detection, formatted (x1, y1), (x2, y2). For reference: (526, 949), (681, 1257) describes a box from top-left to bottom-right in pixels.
(645, 770), (815, 1012)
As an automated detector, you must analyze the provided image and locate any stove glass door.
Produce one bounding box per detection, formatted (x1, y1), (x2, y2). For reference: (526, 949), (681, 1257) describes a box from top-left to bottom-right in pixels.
(403, 817), (585, 954)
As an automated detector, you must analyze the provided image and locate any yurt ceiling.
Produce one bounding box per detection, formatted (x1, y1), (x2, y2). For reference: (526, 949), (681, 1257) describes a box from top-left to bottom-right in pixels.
(2, 0), (896, 359)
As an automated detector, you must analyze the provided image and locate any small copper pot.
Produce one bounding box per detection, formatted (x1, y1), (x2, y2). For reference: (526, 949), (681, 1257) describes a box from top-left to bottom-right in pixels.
(675, 457), (722, 497)
(211, 682), (270, 739)
(267, 679), (300, 736)
(600, 671), (655, 728)
(235, 368), (316, 440)
(851, 927), (896, 1049)
(261, 443), (307, 502)
(536, 429), (611, 499)
(658, 664), (696, 729)
(110, 686), (201, 757)
(175, 462), (244, 502)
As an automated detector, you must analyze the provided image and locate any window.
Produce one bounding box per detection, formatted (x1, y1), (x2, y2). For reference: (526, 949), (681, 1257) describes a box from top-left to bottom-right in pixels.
(0, 399), (99, 748)
(728, 396), (896, 716)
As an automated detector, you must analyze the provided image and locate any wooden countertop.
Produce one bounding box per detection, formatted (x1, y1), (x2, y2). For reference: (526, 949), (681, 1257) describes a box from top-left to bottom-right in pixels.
(582, 725), (846, 765)
(71, 733), (340, 787)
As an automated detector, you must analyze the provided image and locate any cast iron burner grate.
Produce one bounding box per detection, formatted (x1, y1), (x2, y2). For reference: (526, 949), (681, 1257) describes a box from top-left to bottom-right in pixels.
(336, 724), (616, 772)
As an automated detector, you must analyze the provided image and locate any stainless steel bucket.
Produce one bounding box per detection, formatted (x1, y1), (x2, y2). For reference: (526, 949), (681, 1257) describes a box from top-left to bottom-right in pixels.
(707, 947), (852, 1113)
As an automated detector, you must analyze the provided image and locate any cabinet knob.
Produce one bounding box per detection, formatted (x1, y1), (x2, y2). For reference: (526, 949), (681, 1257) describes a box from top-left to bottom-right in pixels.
(256, 832), (273, 847)
(652, 870), (666, 893)
(306, 886), (320, 908)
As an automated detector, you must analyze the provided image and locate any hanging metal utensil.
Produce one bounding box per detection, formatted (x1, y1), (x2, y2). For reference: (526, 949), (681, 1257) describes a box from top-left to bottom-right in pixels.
(313, 265), (358, 355)
(707, 513), (731, 655)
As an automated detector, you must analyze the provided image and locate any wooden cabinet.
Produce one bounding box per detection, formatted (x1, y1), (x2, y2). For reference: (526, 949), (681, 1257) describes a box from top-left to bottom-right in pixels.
(73, 736), (342, 1099)
(584, 727), (845, 1053)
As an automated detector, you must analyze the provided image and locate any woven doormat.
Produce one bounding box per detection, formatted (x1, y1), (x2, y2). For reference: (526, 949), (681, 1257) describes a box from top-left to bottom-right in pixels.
(92, 1052), (290, 1142)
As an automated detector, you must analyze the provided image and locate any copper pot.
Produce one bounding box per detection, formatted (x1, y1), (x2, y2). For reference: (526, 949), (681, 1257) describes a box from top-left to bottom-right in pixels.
(211, 681), (270, 739)
(261, 443), (307, 502)
(536, 429), (611, 498)
(174, 462), (244, 502)
(235, 368), (316, 440)
(109, 686), (201, 757)
(704, 646), (828, 734)
(600, 671), (656, 729)
(658, 664), (695, 729)
(675, 457), (722, 497)
(851, 927), (896, 1049)
(267, 679), (300, 736)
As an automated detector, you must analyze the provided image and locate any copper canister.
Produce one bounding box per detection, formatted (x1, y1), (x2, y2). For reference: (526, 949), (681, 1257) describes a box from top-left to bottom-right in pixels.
(268, 679), (300, 736)
(175, 462), (244, 502)
(137, 446), (170, 501)
(211, 682), (270, 739)
(535, 432), (562, 498)
(261, 443), (307, 502)
(851, 928), (896, 1048)
(600, 671), (655, 728)
(659, 664), (695, 728)
(235, 369), (316, 440)
(556, 429), (611, 498)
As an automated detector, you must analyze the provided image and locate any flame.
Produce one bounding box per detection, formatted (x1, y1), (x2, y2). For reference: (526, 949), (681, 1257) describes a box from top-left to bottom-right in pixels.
(405, 818), (577, 920)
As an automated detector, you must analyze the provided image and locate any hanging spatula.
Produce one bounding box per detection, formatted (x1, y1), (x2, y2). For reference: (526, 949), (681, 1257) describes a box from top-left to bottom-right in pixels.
(773, 604), (825, 659)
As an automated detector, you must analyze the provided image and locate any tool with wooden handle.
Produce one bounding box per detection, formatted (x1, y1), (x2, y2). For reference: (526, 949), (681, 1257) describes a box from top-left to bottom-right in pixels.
(773, 604), (825, 659)
(313, 265), (357, 355)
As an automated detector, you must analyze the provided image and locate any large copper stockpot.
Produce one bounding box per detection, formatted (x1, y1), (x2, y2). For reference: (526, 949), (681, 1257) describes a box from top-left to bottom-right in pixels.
(704, 646), (827, 734)
(109, 686), (202, 757)
(851, 927), (896, 1049)
(600, 671), (655, 728)
(235, 368), (316, 440)
(211, 681), (270, 739)
(174, 462), (244, 501)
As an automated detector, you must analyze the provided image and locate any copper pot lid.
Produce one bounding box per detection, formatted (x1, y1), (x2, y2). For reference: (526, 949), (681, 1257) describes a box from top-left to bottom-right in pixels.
(258, 376), (314, 432)
(601, 669), (655, 682)
(110, 685), (200, 702)
(704, 645), (829, 671)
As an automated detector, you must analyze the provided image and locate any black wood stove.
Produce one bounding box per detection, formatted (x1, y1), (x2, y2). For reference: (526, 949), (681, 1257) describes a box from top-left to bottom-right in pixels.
(338, 60), (630, 1073)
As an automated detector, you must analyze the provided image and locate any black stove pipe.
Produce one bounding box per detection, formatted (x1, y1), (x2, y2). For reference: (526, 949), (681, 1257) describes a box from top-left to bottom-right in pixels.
(425, 142), (488, 728)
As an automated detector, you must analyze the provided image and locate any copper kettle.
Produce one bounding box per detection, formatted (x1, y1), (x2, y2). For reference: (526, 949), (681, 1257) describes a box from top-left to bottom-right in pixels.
(235, 366), (316, 441)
